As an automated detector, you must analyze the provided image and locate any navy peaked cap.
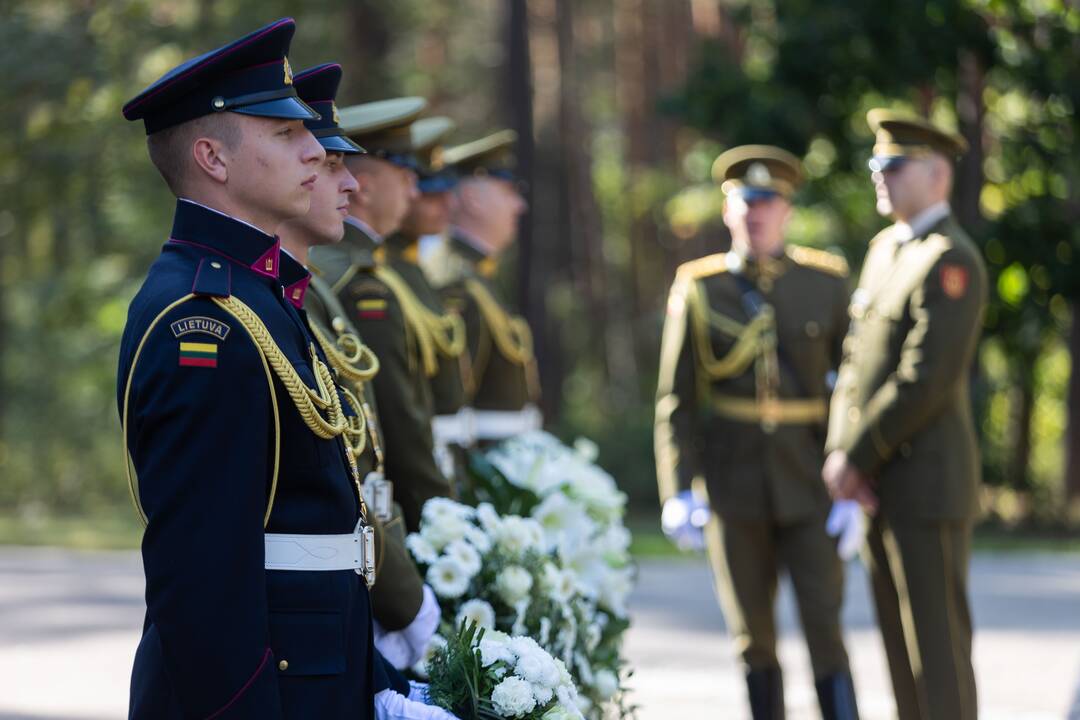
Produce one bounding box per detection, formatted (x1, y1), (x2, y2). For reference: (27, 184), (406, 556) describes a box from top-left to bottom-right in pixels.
(293, 63), (365, 155)
(122, 18), (318, 135)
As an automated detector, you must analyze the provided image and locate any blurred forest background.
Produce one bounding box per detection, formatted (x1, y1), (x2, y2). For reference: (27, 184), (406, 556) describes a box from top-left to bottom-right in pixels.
(2, 0), (1079, 544)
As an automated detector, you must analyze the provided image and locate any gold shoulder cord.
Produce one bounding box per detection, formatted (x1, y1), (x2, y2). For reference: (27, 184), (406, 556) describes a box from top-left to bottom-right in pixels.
(122, 295), (282, 528)
(373, 265), (466, 378)
(686, 277), (774, 381)
(213, 295), (348, 439)
(463, 278), (533, 366)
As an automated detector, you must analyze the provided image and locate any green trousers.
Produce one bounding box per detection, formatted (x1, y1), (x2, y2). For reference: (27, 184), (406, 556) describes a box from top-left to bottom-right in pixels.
(704, 511), (851, 678)
(864, 515), (977, 720)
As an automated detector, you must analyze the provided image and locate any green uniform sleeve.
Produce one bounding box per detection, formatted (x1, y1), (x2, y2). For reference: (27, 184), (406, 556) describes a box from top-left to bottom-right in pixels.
(345, 280), (451, 533)
(845, 248), (985, 474)
(654, 277), (705, 504)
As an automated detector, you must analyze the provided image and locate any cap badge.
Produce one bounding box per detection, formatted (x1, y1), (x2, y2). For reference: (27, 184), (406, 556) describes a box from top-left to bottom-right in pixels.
(332, 102), (340, 125)
(747, 162), (772, 187)
(283, 57), (293, 86)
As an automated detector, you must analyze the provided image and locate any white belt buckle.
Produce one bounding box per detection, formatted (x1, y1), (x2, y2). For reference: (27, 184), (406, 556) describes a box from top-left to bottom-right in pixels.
(354, 519), (376, 587)
(361, 472), (393, 522)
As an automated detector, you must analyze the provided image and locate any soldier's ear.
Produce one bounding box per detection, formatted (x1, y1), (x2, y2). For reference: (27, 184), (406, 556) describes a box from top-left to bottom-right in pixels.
(191, 136), (230, 185)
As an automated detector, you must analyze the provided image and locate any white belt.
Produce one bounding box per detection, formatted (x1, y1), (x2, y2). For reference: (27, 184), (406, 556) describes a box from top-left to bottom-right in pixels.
(431, 408), (476, 446)
(265, 523), (376, 587)
(472, 404), (543, 441)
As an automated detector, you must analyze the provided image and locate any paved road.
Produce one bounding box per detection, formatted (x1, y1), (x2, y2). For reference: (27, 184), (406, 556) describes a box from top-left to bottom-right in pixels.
(0, 548), (1078, 719)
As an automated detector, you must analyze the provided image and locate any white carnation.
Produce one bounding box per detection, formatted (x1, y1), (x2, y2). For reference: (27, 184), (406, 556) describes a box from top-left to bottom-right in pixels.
(496, 565), (534, 605)
(426, 556), (471, 599)
(514, 648), (562, 690)
(405, 533), (439, 565)
(455, 599), (496, 631)
(479, 630), (513, 667)
(491, 676), (538, 718)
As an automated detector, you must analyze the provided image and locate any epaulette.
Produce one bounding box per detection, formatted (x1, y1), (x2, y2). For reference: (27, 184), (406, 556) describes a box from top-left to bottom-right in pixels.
(191, 257), (232, 297)
(675, 253), (730, 282)
(786, 245), (849, 278)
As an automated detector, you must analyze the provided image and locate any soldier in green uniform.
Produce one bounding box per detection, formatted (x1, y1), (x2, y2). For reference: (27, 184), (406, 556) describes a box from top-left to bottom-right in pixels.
(310, 97), (454, 533)
(423, 131), (538, 444)
(383, 116), (474, 482)
(655, 146), (859, 719)
(276, 68), (440, 680)
(823, 111), (986, 720)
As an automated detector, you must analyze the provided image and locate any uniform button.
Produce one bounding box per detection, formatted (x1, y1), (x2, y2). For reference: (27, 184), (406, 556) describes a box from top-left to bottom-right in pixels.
(210, 261), (222, 269)
(805, 321), (820, 338)
(278, 660), (289, 671)
(847, 407), (861, 423)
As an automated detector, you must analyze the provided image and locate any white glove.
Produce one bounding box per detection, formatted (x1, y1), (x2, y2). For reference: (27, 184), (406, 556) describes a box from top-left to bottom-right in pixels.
(826, 500), (866, 561)
(374, 585), (441, 669)
(408, 681), (430, 704)
(375, 689), (460, 720)
(661, 490), (709, 551)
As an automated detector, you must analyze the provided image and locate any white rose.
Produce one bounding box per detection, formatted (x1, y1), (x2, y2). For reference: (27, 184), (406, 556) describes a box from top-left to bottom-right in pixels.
(455, 599), (496, 632)
(496, 565), (534, 605)
(426, 556), (471, 599)
(445, 539), (483, 576)
(491, 676), (538, 718)
(593, 669), (619, 700)
(405, 533), (439, 565)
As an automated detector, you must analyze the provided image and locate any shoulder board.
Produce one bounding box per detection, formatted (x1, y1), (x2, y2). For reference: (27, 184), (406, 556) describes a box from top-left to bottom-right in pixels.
(191, 257), (232, 297)
(786, 245), (849, 278)
(675, 253), (729, 281)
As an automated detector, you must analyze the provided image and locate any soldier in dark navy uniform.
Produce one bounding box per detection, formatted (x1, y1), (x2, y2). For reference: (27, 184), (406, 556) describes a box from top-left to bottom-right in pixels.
(274, 64), (452, 718)
(118, 20), (382, 719)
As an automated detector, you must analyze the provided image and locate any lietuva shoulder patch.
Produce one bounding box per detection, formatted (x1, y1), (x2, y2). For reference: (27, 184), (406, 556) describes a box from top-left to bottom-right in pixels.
(675, 253), (730, 281)
(786, 245), (849, 278)
(191, 257), (232, 297)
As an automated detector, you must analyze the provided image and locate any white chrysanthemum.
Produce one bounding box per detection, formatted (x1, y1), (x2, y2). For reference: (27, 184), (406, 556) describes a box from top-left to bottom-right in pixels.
(491, 676), (537, 718)
(539, 562), (578, 604)
(455, 599), (496, 631)
(476, 502), (502, 534)
(593, 668), (619, 700)
(464, 524), (493, 553)
(405, 533), (439, 565)
(422, 497), (474, 525)
(426, 556), (471, 599)
(496, 565), (534, 605)
(420, 515), (471, 552)
(479, 630), (513, 667)
(444, 539), (483, 575)
(493, 516), (545, 558)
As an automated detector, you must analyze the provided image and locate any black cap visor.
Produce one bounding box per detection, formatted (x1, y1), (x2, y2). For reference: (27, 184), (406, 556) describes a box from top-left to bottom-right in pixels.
(231, 94), (320, 122)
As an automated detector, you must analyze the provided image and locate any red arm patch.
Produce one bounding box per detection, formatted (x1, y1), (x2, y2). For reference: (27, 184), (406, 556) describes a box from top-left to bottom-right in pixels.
(940, 264), (969, 299)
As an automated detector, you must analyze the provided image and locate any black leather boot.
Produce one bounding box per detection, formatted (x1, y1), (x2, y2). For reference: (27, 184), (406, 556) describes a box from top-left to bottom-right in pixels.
(815, 672), (860, 720)
(746, 667), (785, 720)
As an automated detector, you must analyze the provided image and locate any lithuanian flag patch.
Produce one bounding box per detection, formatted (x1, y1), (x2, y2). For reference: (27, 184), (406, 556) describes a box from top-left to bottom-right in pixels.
(178, 341), (218, 368)
(357, 298), (388, 320)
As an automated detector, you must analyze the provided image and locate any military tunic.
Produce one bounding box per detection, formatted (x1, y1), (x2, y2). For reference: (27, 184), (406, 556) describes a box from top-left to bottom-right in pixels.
(382, 232), (473, 483)
(118, 200), (375, 719)
(429, 233), (541, 441)
(826, 213), (986, 719)
(310, 220), (451, 532)
(280, 256), (426, 633)
(654, 244), (852, 679)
